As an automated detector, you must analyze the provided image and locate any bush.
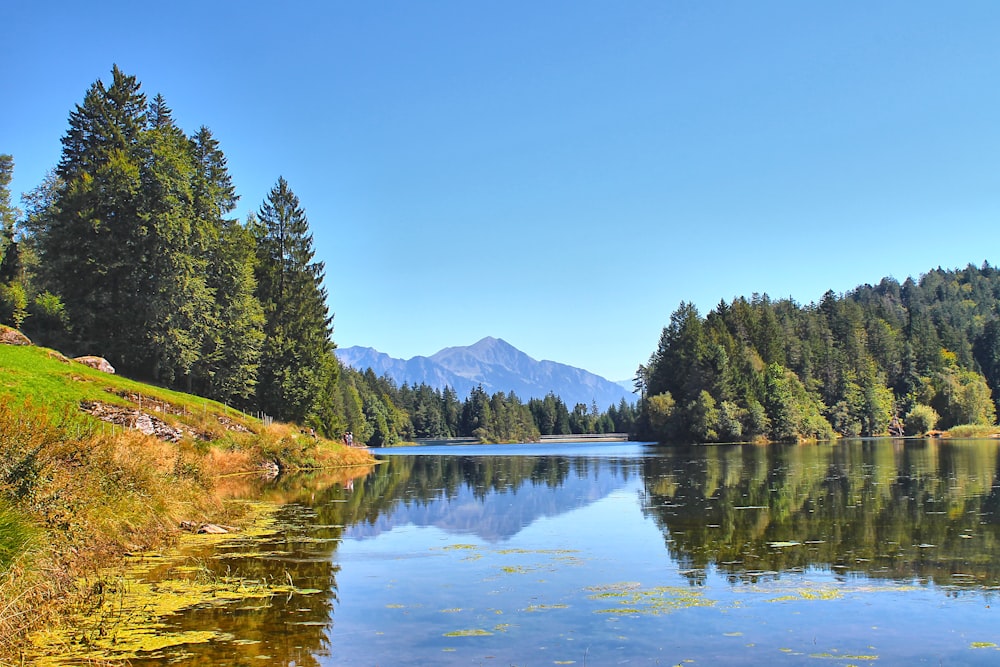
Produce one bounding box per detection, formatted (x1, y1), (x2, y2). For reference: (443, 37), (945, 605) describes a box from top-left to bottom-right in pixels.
(904, 404), (939, 435)
(0, 282), (27, 329)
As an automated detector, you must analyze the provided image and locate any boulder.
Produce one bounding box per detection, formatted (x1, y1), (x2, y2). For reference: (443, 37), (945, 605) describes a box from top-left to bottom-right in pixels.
(0, 326), (31, 346)
(74, 356), (115, 374)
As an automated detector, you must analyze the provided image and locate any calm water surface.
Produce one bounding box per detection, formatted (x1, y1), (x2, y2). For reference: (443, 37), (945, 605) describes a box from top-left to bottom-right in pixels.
(131, 440), (1000, 665)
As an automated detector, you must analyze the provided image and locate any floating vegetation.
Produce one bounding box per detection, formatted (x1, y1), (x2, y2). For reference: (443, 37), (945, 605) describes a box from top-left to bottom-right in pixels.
(493, 623), (514, 632)
(501, 565), (527, 574)
(441, 544), (478, 551)
(440, 608), (463, 613)
(525, 604), (569, 612)
(808, 652), (878, 660)
(27, 564), (317, 665)
(443, 628), (493, 637)
(767, 587), (842, 603)
(385, 603), (405, 609)
(22, 502), (327, 665)
(970, 642), (998, 649)
(586, 582), (714, 616)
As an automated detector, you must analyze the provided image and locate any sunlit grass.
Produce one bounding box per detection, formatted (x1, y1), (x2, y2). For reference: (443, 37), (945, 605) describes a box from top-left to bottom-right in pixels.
(945, 424), (1000, 438)
(0, 342), (373, 663)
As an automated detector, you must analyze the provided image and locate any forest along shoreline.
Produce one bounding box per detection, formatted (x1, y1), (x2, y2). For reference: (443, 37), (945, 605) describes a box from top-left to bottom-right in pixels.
(0, 335), (375, 665)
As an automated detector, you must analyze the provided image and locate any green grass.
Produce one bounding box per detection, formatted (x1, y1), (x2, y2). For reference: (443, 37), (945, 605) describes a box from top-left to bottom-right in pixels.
(0, 337), (375, 664)
(0, 343), (256, 436)
(943, 424), (1000, 438)
(0, 501), (35, 572)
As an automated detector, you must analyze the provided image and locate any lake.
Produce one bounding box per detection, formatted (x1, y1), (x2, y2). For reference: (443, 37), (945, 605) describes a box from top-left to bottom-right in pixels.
(93, 440), (1000, 664)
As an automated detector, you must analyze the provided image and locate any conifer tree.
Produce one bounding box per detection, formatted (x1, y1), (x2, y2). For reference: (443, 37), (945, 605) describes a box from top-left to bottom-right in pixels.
(40, 66), (149, 361)
(253, 177), (334, 423)
(140, 94), (214, 384)
(188, 127), (263, 405)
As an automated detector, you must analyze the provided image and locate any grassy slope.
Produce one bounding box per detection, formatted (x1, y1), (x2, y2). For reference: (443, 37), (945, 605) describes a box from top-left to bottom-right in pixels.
(0, 337), (374, 662)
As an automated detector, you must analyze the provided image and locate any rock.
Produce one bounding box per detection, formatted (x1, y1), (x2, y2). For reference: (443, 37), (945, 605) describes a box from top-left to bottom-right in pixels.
(198, 524), (229, 535)
(179, 521), (232, 534)
(0, 326), (31, 346)
(74, 356), (115, 374)
(259, 459), (281, 480)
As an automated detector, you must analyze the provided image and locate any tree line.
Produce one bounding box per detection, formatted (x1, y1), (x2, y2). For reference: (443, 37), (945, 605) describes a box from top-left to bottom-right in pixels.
(635, 264), (1000, 442)
(0, 66), (635, 444)
(336, 366), (637, 446)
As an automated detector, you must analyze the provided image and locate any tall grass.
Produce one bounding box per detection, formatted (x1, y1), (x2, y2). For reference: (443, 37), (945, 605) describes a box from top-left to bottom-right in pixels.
(0, 344), (374, 662)
(945, 424), (1000, 438)
(0, 502), (35, 573)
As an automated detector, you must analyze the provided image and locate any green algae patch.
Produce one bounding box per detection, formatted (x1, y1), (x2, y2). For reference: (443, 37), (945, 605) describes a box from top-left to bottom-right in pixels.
(443, 628), (494, 637)
(25, 501), (290, 665)
(971, 642), (998, 649)
(586, 582), (715, 616)
(767, 587), (842, 603)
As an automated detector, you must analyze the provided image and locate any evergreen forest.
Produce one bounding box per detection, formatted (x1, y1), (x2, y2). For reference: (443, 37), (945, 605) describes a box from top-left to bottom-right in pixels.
(635, 267), (1000, 442)
(0, 66), (636, 445)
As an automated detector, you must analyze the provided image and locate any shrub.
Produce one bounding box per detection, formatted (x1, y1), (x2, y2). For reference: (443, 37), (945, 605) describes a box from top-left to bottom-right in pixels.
(0, 282), (27, 329)
(904, 404), (939, 435)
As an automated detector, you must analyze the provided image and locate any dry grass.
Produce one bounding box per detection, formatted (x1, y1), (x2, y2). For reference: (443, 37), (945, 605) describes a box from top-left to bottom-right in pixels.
(0, 385), (373, 664)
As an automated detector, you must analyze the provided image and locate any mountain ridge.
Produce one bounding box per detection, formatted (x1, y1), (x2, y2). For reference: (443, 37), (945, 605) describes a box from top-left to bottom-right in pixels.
(336, 337), (634, 409)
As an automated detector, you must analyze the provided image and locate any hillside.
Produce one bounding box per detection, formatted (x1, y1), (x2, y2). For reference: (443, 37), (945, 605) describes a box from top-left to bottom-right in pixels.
(336, 336), (633, 409)
(0, 332), (373, 661)
(637, 263), (1000, 443)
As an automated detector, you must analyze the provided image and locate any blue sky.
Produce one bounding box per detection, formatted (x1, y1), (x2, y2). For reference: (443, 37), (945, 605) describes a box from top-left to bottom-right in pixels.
(3, 2), (999, 382)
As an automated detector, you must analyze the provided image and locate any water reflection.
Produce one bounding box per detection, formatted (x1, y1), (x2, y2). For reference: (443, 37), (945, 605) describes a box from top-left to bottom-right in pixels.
(347, 453), (636, 541)
(123, 439), (1000, 665)
(641, 439), (1000, 587)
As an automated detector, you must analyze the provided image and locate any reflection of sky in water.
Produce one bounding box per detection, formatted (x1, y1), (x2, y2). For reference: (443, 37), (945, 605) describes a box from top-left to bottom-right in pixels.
(122, 441), (1000, 666)
(343, 469), (633, 542)
(326, 441), (1000, 666)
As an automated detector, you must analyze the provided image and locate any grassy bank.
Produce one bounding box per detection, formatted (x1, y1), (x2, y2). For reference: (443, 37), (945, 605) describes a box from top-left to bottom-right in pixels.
(0, 339), (374, 664)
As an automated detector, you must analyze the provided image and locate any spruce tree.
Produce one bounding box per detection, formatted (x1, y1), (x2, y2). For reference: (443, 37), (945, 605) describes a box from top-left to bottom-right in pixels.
(253, 177), (334, 423)
(188, 126), (263, 405)
(140, 94), (214, 384)
(41, 66), (148, 361)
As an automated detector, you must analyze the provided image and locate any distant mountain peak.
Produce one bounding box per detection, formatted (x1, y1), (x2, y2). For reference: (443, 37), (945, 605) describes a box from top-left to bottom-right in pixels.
(336, 339), (633, 408)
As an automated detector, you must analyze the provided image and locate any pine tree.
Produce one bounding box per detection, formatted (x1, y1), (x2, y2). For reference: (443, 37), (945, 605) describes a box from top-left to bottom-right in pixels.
(253, 177), (334, 423)
(38, 66), (148, 361)
(188, 127), (263, 405)
(140, 94), (214, 384)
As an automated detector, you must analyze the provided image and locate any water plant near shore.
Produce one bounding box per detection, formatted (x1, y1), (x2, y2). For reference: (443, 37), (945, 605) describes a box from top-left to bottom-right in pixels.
(0, 343), (374, 664)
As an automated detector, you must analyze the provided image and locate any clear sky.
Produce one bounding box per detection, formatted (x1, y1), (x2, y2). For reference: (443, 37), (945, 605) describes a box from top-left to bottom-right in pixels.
(3, 2), (999, 382)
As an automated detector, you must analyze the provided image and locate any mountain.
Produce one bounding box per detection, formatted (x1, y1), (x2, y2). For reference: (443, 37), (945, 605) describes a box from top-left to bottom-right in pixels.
(335, 337), (634, 408)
